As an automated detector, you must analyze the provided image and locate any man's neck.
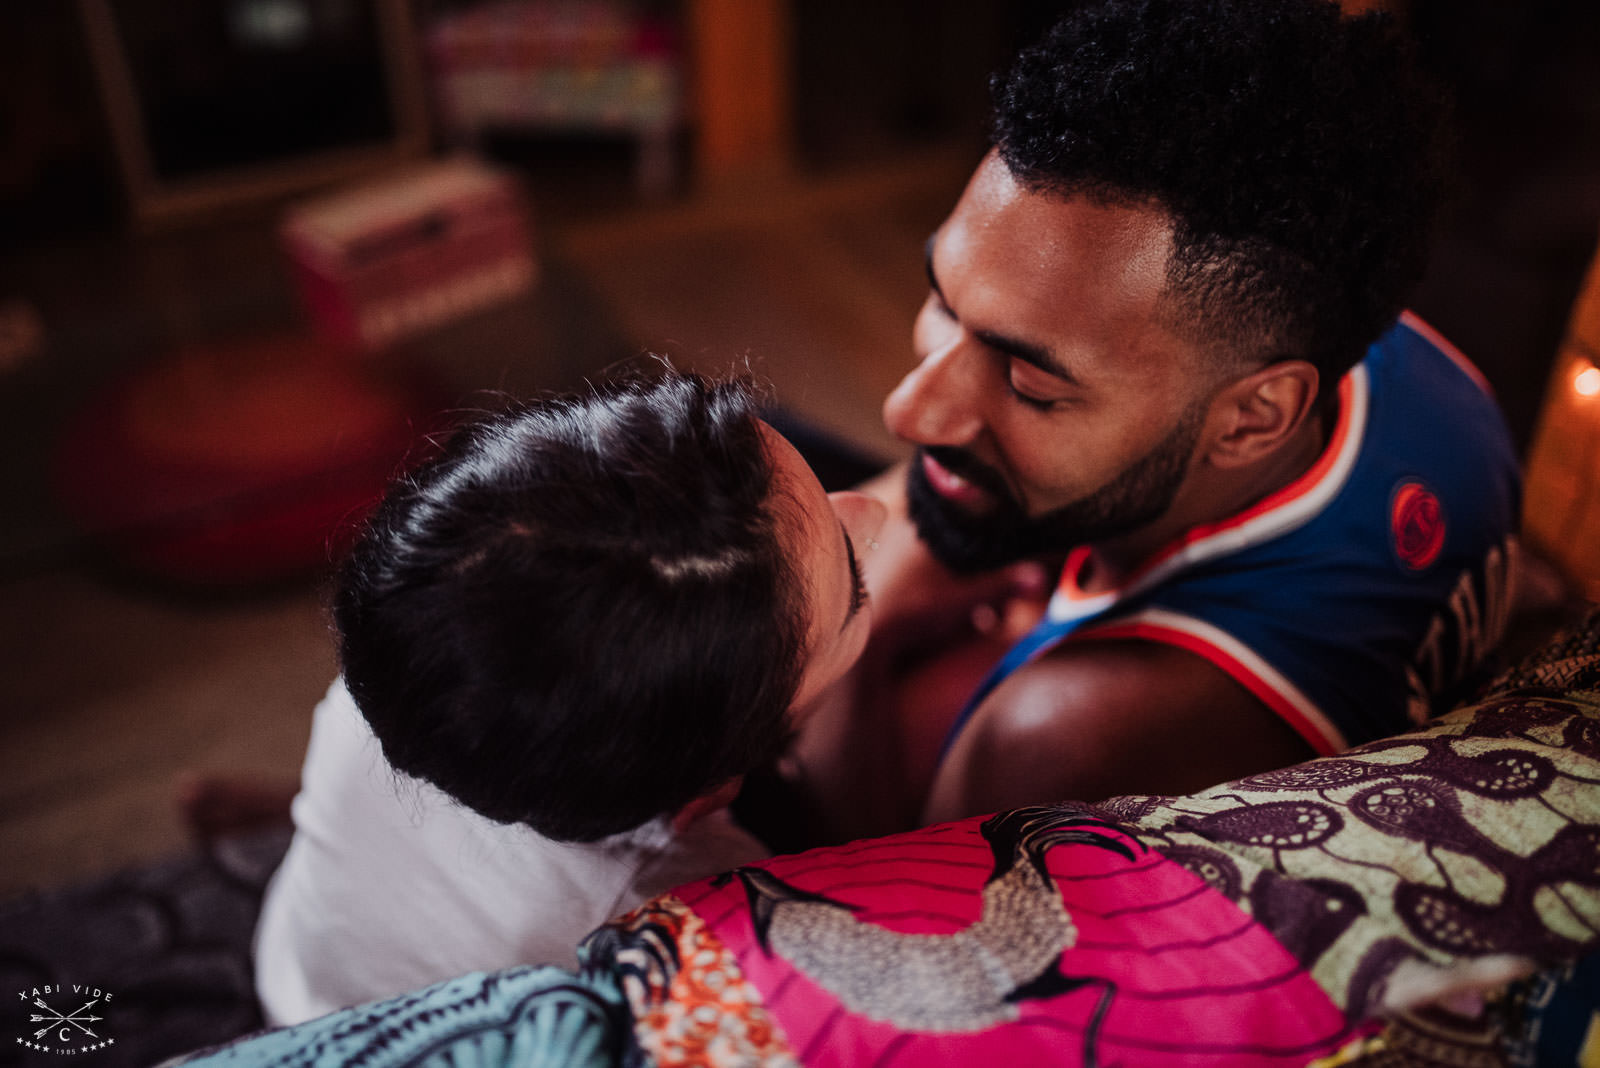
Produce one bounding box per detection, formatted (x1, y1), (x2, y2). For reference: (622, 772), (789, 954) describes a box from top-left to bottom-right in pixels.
(1081, 407), (1331, 593)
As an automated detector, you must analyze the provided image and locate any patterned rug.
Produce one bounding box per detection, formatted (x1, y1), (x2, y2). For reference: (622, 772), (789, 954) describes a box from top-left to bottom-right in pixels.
(0, 828), (290, 1068)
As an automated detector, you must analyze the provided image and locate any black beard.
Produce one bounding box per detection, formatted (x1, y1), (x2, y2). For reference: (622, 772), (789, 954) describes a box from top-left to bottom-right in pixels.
(904, 411), (1202, 574)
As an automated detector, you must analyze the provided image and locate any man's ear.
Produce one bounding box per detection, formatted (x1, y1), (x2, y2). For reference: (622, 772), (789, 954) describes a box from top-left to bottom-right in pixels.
(1204, 360), (1319, 469)
(671, 776), (744, 833)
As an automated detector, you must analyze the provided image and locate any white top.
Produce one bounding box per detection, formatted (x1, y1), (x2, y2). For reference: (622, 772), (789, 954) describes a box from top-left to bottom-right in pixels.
(254, 679), (767, 1026)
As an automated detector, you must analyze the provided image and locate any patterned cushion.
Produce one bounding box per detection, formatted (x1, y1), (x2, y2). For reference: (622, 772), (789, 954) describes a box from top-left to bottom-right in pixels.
(176, 610), (1600, 1067)
(590, 607), (1600, 1066)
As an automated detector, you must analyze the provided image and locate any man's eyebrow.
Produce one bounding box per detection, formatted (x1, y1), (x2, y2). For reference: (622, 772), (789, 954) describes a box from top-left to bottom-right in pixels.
(841, 522), (866, 630)
(924, 233), (1081, 388)
(976, 329), (1081, 387)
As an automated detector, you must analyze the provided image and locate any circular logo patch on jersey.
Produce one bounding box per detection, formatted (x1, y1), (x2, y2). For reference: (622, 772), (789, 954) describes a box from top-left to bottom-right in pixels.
(1390, 480), (1446, 571)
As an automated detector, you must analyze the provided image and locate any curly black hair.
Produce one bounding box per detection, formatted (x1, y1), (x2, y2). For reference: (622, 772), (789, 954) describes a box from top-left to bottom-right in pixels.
(991, 0), (1451, 391)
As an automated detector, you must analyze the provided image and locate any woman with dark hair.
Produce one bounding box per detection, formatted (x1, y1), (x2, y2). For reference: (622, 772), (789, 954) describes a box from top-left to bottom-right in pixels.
(253, 367), (887, 1025)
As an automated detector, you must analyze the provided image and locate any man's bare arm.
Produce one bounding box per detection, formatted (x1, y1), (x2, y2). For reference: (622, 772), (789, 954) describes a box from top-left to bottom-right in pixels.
(922, 639), (1315, 823)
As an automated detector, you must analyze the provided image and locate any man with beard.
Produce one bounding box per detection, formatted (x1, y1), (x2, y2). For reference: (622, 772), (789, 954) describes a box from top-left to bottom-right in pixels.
(769, 0), (1522, 845)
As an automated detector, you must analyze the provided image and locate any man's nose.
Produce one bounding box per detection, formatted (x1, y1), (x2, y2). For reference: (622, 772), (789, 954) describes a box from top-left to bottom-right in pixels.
(882, 335), (986, 447)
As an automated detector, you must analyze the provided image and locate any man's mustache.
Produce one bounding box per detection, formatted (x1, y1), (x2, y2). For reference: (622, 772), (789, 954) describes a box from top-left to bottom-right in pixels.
(921, 446), (1017, 508)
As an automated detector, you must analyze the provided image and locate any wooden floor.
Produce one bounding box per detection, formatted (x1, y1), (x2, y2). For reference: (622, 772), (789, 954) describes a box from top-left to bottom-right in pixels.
(561, 150), (976, 459)
(0, 145), (975, 898)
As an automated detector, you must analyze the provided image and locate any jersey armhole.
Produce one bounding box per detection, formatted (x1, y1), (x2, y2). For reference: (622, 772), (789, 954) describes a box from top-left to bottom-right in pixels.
(1075, 609), (1348, 756)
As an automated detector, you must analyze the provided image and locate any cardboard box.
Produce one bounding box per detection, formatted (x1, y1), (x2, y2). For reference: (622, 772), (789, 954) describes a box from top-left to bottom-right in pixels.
(281, 157), (537, 350)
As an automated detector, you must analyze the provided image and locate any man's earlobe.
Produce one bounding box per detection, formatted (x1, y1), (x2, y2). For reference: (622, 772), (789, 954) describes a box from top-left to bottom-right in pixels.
(1207, 361), (1319, 468)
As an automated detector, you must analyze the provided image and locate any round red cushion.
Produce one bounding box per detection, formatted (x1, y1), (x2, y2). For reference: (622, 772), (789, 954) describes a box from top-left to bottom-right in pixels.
(53, 334), (452, 586)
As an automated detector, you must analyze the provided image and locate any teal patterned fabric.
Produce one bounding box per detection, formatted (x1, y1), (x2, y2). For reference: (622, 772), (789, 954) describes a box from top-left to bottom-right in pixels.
(173, 967), (632, 1068)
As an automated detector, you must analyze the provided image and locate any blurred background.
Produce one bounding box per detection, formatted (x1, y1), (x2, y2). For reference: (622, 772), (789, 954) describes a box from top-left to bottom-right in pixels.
(1, 0), (1598, 947)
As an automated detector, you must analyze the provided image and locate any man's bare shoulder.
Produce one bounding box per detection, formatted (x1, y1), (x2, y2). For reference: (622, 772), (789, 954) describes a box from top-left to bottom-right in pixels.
(922, 637), (1313, 823)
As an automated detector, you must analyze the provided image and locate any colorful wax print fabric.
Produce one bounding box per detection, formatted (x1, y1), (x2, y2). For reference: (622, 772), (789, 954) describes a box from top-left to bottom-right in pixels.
(593, 807), (1355, 1067)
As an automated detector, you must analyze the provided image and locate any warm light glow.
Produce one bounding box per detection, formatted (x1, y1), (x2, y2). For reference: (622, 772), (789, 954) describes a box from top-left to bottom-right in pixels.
(1576, 364), (1600, 397)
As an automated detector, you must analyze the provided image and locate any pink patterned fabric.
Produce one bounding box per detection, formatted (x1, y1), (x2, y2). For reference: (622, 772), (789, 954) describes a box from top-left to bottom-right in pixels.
(669, 811), (1353, 1067)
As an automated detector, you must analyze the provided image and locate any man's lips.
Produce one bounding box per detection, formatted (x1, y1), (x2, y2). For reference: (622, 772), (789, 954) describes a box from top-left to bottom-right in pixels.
(920, 451), (996, 510)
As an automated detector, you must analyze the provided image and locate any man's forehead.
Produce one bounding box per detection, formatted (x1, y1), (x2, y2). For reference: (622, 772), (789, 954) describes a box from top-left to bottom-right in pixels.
(936, 181), (1181, 369)
(947, 166), (1160, 266)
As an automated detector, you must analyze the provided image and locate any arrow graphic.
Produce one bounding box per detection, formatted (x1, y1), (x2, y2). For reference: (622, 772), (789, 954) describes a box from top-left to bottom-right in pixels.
(29, 997), (101, 1040)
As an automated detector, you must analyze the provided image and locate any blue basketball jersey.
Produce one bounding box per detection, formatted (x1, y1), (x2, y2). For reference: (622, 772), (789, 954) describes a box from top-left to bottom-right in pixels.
(947, 312), (1522, 757)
